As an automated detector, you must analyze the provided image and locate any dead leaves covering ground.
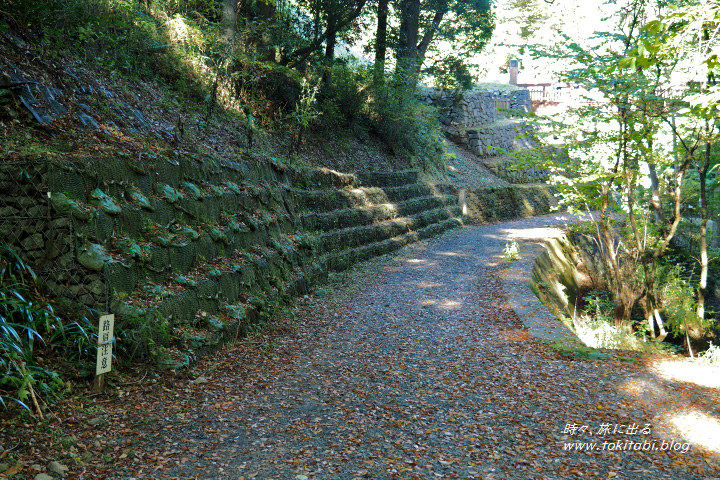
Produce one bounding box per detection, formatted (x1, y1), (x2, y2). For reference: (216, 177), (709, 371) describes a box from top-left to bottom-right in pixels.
(2, 219), (720, 480)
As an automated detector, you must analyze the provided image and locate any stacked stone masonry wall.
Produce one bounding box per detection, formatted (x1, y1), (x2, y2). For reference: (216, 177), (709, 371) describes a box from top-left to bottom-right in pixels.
(0, 157), (462, 366)
(421, 88), (533, 157)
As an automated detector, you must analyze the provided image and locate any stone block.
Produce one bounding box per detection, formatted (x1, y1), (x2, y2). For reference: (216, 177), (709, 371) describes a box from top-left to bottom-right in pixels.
(87, 279), (105, 295)
(79, 293), (96, 305)
(0, 206), (20, 216)
(22, 233), (44, 251)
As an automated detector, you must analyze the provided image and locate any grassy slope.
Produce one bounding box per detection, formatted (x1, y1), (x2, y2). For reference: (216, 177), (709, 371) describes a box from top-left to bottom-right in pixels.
(0, 36), (410, 177)
(444, 139), (509, 189)
(0, 0), (512, 185)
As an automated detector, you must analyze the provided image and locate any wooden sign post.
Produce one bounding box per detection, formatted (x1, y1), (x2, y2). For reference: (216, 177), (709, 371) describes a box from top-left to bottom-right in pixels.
(92, 314), (115, 393)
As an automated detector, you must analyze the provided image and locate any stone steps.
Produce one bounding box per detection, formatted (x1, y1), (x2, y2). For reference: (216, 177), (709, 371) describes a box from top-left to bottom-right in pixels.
(356, 170), (420, 187)
(318, 206), (460, 253)
(322, 217), (463, 272)
(293, 172), (462, 275)
(294, 183), (454, 214)
(482, 156), (547, 184)
(301, 194), (457, 233)
(462, 184), (556, 224)
(287, 166), (356, 189)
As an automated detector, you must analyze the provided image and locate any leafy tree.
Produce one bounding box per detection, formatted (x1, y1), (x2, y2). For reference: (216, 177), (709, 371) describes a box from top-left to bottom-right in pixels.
(280, 0), (368, 68)
(527, 0), (719, 348)
(394, 0), (495, 83)
(505, 0), (552, 41)
(624, 1), (720, 350)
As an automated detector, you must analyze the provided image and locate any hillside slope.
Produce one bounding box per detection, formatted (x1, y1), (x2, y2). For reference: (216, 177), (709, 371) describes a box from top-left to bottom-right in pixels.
(0, 29), (433, 177)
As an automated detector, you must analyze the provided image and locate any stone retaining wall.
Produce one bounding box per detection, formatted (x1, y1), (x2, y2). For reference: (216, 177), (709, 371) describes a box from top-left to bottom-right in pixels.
(462, 184), (557, 225)
(464, 121), (530, 157)
(500, 89), (532, 113)
(483, 154), (548, 183)
(422, 89), (498, 128)
(0, 156), (461, 366)
(421, 87), (532, 130)
(421, 87), (533, 157)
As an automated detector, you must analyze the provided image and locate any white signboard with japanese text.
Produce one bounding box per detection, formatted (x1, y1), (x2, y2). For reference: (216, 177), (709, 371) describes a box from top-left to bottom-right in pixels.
(96, 314), (115, 376)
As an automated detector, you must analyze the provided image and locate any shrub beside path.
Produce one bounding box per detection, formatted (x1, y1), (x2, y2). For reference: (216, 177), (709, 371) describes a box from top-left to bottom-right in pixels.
(19, 214), (717, 479)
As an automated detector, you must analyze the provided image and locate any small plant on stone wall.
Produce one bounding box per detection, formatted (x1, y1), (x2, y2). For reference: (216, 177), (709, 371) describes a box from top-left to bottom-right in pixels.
(584, 290), (615, 324)
(115, 310), (172, 366)
(502, 240), (520, 262)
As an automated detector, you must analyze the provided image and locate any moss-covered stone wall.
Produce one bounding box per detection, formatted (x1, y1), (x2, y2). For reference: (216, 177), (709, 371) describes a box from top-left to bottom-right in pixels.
(0, 156), (461, 366)
(462, 185), (556, 225)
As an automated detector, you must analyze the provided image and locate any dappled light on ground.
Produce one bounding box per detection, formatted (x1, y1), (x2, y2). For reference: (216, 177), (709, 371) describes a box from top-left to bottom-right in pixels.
(497, 214), (589, 243)
(404, 258), (426, 264)
(651, 359), (720, 389)
(618, 377), (665, 399)
(438, 299), (462, 309)
(669, 410), (720, 454)
(617, 356), (720, 460)
(502, 226), (565, 241)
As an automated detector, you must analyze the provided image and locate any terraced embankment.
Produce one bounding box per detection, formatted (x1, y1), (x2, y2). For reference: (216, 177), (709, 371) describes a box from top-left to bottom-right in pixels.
(0, 156), (461, 364)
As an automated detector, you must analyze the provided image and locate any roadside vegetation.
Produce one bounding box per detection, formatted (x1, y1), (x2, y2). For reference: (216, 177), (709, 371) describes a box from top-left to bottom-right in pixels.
(521, 0), (720, 357)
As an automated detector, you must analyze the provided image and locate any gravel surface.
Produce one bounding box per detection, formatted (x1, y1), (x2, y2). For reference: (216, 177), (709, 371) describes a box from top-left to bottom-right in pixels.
(123, 214), (720, 480)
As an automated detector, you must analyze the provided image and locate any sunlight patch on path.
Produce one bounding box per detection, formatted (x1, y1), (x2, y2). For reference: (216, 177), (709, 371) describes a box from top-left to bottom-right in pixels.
(502, 226), (566, 241)
(670, 410), (720, 454)
(404, 258), (427, 264)
(651, 359), (720, 389)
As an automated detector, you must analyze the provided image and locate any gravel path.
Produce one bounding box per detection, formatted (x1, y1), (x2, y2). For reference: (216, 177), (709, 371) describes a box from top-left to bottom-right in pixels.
(123, 214), (719, 480)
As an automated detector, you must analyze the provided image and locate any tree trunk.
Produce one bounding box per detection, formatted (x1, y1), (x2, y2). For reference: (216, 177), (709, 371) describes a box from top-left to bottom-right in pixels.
(416, 8), (446, 73)
(374, 0), (389, 81)
(238, 0), (277, 60)
(325, 0), (337, 61)
(324, 29), (335, 60)
(599, 184), (633, 327)
(397, 0), (420, 75)
(323, 4), (337, 85)
(697, 135), (710, 321)
(222, 0), (237, 40)
(648, 161), (665, 224)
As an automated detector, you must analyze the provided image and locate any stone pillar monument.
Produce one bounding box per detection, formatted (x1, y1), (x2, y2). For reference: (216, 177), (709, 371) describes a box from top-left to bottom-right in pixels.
(509, 59), (519, 85)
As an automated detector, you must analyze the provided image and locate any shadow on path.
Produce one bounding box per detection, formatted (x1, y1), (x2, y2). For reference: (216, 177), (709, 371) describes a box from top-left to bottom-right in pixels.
(111, 214), (719, 480)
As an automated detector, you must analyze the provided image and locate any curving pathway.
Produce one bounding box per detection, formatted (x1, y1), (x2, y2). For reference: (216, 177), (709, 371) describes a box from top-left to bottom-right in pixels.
(114, 214), (719, 480)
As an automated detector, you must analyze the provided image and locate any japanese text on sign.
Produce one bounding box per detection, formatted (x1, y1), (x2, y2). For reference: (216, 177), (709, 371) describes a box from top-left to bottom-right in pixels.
(95, 314), (114, 376)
